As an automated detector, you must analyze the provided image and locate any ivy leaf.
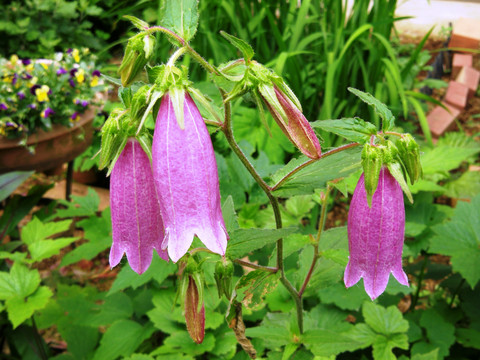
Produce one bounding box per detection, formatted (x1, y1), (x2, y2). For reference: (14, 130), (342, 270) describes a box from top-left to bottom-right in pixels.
(220, 31), (254, 61)
(311, 118), (377, 143)
(226, 227), (297, 259)
(271, 146), (362, 197)
(159, 0), (199, 44)
(348, 87), (395, 131)
(430, 195), (480, 288)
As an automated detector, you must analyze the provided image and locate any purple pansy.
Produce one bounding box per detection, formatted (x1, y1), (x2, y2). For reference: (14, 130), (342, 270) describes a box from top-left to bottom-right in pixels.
(57, 67), (67, 75)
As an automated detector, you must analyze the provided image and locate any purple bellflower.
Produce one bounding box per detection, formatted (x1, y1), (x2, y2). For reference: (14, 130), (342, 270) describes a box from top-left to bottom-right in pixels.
(152, 92), (228, 263)
(344, 166), (409, 300)
(110, 139), (168, 274)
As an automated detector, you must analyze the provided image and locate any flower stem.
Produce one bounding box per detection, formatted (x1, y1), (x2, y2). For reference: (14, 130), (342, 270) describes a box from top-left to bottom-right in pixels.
(234, 259), (278, 273)
(221, 93), (303, 333)
(186, 44), (221, 76)
(410, 254), (428, 311)
(166, 47), (188, 66)
(145, 26), (185, 46)
(31, 316), (48, 360)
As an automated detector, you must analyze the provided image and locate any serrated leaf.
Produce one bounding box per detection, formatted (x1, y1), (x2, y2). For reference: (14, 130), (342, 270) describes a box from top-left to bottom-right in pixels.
(363, 302), (409, 334)
(0, 171), (33, 202)
(55, 187), (100, 218)
(0, 262), (40, 300)
(226, 227), (297, 259)
(108, 254), (176, 294)
(235, 270), (280, 310)
(21, 217), (72, 245)
(417, 308), (455, 358)
(430, 195), (480, 288)
(220, 31), (254, 61)
(159, 0), (199, 43)
(312, 118), (377, 143)
(6, 286), (52, 328)
(348, 87), (395, 131)
(271, 146), (362, 197)
(123, 15), (149, 30)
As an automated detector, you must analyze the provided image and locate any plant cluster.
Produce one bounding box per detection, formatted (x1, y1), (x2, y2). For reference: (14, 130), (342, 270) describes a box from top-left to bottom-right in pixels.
(0, 49), (107, 140)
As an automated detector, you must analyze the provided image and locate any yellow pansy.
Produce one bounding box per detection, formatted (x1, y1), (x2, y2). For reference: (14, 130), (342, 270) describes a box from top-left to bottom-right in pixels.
(36, 85), (50, 102)
(26, 63), (34, 72)
(72, 48), (80, 63)
(90, 76), (99, 87)
(9, 55), (18, 65)
(75, 68), (85, 84)
(41, 63), (48, 70)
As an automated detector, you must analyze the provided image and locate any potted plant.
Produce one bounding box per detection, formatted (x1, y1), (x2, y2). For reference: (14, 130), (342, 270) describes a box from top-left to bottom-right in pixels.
(0, 48), (108, 173)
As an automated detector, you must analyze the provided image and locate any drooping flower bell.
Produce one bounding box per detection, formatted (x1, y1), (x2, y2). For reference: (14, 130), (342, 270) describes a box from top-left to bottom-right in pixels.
(110, 138), (168, 274)
(152, 90), (228, 262)
(344, 166), (409, 300)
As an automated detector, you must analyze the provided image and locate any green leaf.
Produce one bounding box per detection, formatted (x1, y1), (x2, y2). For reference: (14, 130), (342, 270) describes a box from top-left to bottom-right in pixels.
(6, 286), (52, 328)
(159, 0), (199, 43)
(245, 312), (292, 348)
(108, 254), (176, 294)
(317, 283), (370, 311)
(430, 195), (480, 288)
(21, 217), (77, 262)
(60, 208), (112, 267)
(311, 118), (377, 143)
(161, 332), (215, 356)
(411, 349), (440, 360)
(57, 323), (99, 360)
(456, 328), (480, 350)
(226, 227), (297, 259)
(444, 170), (480, 199)
(88, 292), (134, 327)
(415, 308), (455, 358)
(220, 31), (255, 61)
(221, 195), (239, 232)
(271, 146), (362, 197)
(123, 15), (149, 30)
(0, 171), (33, 202)
(421, 145), (480, 176)
(363, 302), (409, 334)
(235, 269), (280, 310)
(348, 87), (395, 131)
(0, 262), (40, 300)
(93, 320), (155, 360)
(147, 290), (184, 334)
(55, 187), (100, 218)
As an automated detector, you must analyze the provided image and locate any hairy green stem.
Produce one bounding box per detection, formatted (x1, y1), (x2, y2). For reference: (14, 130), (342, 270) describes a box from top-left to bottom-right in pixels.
(234, 259), (278, 273)
(166, 47), (188, 66)
(186, 44), (221, 76)
(145, 26), (185, 46)
(221, 93), (303, 333)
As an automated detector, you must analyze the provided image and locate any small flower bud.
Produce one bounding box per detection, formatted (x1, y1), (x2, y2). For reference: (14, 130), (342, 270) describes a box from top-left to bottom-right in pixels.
(214, 259), (234, 298)
(118, 34), (155, 86)
(396, 134), (422, 184)
(184, 274), (205, 344)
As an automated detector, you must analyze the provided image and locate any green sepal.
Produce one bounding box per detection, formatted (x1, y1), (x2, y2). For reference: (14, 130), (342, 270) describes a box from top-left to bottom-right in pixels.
(191, 272), (204, 313)
(214, 259), (234, 299)
(258, 83), (289, 125)
(136, 89), (164, 136)
(214, 261), (224, 298)
(118, 87), (132, 108)
(99, 109), (131, 173)
(136, 132), (153, 162)
(220, 31), (255, 62)
(387, 161), (413, 204)
(396, 134), (422, 185)
(253, 89), (272, 137)
(170, 86), (186, 130)
(361, 144), (383, 207)
(123, 15), (150, 30)
(130, 85), (150, 122)
(146, 64), (166, 84)
(188, 86), (223, 125)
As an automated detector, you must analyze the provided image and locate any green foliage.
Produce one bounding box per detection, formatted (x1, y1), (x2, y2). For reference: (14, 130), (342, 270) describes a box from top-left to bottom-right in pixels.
(159, 0), (199, 44)
(0, 171), (33, 201)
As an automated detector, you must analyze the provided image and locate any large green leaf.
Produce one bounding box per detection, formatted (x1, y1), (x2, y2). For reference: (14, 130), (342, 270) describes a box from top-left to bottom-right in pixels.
(271, 146), (362, 197)
(348, 87), (395, 131)
(0, 262), (40, 300)
(226, 227), (297, 259)
(235, 269), (280, 310)
(430, 195), (480, 288)
(6, 286), (52, 329)
(311, 118), (377, 143)
(159, 0), (199, 43)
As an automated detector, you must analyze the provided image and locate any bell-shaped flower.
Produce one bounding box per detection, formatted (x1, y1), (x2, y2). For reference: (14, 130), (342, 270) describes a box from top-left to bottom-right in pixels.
(259, 85), (321, 159)
(152, 91), (228, 262)
(344, 166), (408, 300)
(110, 138), (168, 274)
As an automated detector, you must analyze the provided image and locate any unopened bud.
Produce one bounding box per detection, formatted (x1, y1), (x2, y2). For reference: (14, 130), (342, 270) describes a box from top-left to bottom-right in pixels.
(184, 275), (205, 344)
(397, 134), (422, 184)
(118, 34), (155, 86)
(214, 259), (234, 298)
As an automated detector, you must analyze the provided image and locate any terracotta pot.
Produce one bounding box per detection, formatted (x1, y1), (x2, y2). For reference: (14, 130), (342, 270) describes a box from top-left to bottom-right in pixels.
(0, 108), (95, 174)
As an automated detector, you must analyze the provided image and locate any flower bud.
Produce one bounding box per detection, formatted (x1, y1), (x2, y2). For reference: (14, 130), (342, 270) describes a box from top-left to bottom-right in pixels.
(396, 134), (422, 184)
(118, 34), (155, 86)
(184, 274), (205, 344)
(214, 259), (234, 298)
(259, 84), (321, 159)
